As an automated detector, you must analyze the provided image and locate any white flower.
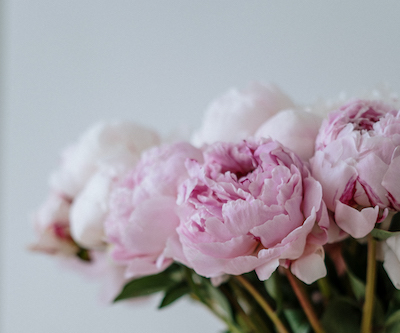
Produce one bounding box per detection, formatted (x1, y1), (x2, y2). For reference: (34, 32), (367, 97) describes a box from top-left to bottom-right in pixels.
(37, 121), (161, 251)
(191, 82), (295, 146)
(50, 121), (160, 198)
(255, 108), (322, 161)
(69, 170), (114, 249)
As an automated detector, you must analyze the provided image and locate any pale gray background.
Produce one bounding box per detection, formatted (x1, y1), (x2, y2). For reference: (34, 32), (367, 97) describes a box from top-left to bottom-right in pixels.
(2, 1), (400, 332)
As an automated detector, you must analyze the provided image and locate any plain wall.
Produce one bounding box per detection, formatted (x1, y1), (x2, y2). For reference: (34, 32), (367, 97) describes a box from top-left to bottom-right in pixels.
(2, 1), (400, 332)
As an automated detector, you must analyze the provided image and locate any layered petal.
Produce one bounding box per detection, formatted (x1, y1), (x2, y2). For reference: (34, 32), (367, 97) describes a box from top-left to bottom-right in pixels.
(105, 142), (203, 278)
(312, 99), (400, 241)
(177, 138), (329, 283)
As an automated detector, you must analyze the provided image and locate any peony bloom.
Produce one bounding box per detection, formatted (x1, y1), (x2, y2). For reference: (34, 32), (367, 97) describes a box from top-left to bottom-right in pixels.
(31, 121), (163, 300)
(48, 121), (160, 249)
(105, 142), (203, 278)
(176, 138), (329, 284)
(191, 83), (295, 146)
(309, 86), (400, 119)
(50, 121), (160, 198)
(254, 87), (398, 162)
(311, 99), (400, 239)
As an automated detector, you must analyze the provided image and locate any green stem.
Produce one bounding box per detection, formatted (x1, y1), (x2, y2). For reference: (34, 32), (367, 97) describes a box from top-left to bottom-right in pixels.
(184, 268), (244, 333)
(227, 281), (273, 333)
(317, 277), (332, 301)
(286, 269), (325, 333)
(235, 275), (289, 333)
(220, 284), (265, 333)
(361, 235), (377, 333)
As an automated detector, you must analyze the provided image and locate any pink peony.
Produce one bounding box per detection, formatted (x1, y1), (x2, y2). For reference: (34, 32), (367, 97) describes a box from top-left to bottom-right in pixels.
(311, 99), (400, 239)
(105, 142), (203, 279)
(176, 138), (329, 284)
(191, 83), (295, 146)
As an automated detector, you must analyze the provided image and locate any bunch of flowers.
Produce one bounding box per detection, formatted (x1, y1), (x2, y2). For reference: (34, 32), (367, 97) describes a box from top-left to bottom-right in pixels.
(32, 83), (400, 333)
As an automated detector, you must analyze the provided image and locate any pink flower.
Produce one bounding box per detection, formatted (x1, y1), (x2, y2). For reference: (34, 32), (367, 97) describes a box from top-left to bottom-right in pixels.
(105, 142), (203, 279)
(311, 99), (400, 239)
(176, 139), (329, 284)
(191, 83), (295, 146)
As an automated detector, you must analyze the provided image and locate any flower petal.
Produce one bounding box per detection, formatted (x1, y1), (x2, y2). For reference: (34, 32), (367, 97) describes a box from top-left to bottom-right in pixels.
(334, 201), (378, 238)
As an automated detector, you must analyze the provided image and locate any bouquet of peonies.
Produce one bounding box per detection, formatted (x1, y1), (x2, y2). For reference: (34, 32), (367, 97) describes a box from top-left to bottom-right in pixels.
(31, 83), (400, 333)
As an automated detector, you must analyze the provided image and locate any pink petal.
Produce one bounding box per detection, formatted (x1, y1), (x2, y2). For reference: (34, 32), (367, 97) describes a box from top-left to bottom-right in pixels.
(279, 208), (316, 259)
(302, 177), (322, 217)
(334, 201), (378, 238)
(255, 259), (280, 280)
(311, 150), (357, 211)
(192, 235), (257, 259)
(222, 199), (275, 237)
(357, 153), (390, 207)
(125, 256), (173, 279)
(123, 196), (179, 254)
(291, 247), (327, 284)
(250, 214), (293, 248)
(382, 155), (400, 207)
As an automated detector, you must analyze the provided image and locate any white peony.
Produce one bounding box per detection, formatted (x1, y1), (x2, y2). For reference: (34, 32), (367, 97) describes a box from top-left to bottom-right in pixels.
(191, 82), (295, 146)
(255, 108), (322, 161)
(50, 121), (160, 198)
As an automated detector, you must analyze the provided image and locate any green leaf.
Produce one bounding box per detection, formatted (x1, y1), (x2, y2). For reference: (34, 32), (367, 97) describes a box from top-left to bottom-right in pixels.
(386, 309), (400, 327)
(114, 265), (182, 302)
(342, 238), (367, 282)
(386, 321), (400, 333)
(371, 228), (400, 241)
(387, 289), (400, 318)
(386, 310), (400, 333)
(347, 270), (365, 301)
(283, 309), (311, 333)
(205, 281), (233, 320)
(158, 282), (190, 309)
(76, 248), (91, 262)
(321, 298), (361, 333)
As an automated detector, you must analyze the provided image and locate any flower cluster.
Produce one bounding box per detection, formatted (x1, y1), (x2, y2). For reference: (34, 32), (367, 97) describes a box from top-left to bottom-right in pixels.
(31, 83), (400, 332)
